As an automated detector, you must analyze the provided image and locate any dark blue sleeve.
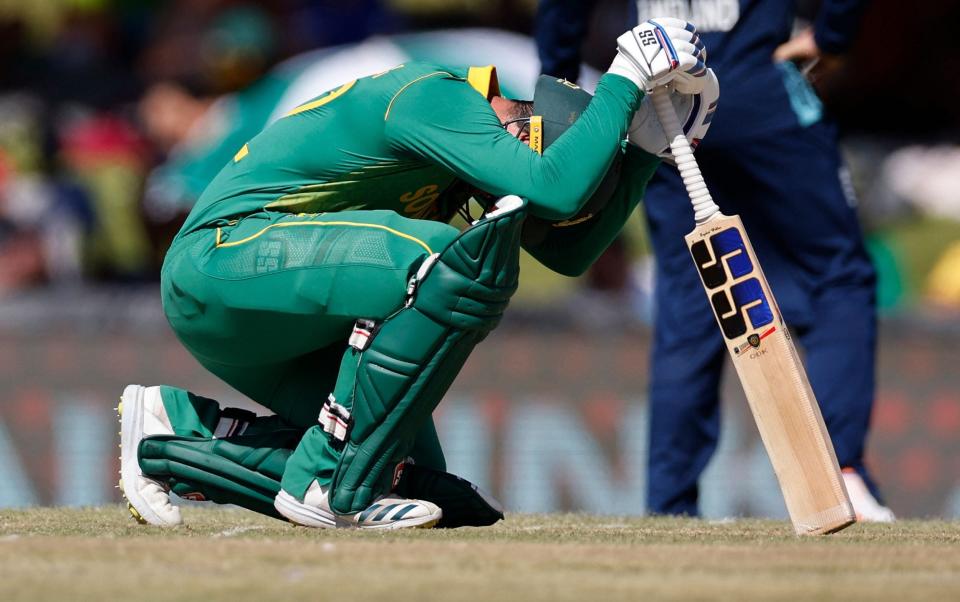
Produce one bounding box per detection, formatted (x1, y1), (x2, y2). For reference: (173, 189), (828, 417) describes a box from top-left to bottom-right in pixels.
(813, 0), (872, 54)
(535, 0), (599, 81)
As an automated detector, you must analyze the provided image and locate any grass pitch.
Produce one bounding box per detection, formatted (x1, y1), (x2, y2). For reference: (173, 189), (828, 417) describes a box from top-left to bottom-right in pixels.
(2, 508), (959, 601)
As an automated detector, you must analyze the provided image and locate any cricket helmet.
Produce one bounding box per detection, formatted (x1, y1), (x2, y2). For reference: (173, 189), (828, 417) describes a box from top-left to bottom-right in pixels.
(520, 75), (624, 243)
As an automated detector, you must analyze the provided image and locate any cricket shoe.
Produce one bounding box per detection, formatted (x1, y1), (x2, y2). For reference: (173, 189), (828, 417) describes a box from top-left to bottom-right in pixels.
(118, 384), (182, 526)
(843, 468), (895, 523)
(274, 480), (442, 530)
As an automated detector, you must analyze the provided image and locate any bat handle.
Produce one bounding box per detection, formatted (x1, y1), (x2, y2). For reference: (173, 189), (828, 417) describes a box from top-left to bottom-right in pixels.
(650, 86), (719, 223)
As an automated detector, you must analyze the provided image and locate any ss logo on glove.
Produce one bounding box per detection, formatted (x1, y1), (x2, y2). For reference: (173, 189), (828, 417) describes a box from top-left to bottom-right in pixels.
(638, 29), (658, 46)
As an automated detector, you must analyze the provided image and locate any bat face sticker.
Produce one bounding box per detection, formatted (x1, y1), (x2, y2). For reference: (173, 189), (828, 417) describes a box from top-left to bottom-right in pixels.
(690, 227), (774, 340)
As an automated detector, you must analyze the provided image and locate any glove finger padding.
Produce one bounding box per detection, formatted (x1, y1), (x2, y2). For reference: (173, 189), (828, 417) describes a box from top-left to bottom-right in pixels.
(659, 27), (702, 52)
(667, 40), (707, 94)
(647, 17), (706, 63)
(672, 72), (707, 95)
(647, 16), (697, 32)
(670, 40), (705, 66)
(628, 68), (719, 159)
(612, 18), (706, 92)
(685, 69), (720, 149)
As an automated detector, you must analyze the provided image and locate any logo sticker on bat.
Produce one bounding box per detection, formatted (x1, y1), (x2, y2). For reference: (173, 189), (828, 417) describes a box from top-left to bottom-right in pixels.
(690, 227), (774, 340)
(733, 326), (777, 355)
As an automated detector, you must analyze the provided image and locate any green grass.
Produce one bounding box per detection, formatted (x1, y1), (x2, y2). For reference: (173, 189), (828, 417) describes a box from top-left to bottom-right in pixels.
(2, 508), (959, 601)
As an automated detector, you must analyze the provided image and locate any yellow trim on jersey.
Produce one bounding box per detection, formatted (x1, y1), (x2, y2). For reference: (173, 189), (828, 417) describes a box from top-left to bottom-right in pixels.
(214, 220), (433, 254)
(285, 80), (357, 117)
(233, 144), (249, 162)
(466, 66), (501, 100)
(384, 71), (452, 120)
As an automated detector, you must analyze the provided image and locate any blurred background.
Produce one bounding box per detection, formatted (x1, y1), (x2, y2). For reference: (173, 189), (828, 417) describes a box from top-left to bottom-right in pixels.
(0, 0), (958, 519)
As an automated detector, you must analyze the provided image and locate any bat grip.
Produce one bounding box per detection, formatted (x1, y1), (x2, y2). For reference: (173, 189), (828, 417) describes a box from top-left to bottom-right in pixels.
(650, 86), (719, 223)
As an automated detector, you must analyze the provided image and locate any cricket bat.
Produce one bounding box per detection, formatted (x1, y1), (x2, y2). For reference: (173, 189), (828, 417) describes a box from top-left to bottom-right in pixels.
(650, 86), (856, 535)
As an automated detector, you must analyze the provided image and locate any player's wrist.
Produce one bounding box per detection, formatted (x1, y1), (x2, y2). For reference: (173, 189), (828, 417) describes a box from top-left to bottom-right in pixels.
(596, 71), (646, 111)
(607, 53), (649, 91)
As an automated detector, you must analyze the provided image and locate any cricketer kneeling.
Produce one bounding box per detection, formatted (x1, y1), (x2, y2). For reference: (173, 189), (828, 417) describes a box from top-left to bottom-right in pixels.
(119, 20), (717, 529)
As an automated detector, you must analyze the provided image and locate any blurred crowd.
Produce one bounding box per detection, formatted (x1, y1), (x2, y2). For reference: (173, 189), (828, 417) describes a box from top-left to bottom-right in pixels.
(0, 0), (399, 292)
(0, 0), (957, 314)
(0, 0), (534, 294)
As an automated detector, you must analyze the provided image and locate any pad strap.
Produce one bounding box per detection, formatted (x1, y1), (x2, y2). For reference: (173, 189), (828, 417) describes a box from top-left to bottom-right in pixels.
(318, 395), (352, 449)
(348, 319), (377, 351)
(213, 407), (257, 438)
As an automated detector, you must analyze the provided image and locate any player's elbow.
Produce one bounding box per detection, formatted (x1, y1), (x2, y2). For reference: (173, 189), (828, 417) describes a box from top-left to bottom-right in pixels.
(527, 244), (594, 277)
(553, 260), (591, 278)
(529, 192), (586, 222)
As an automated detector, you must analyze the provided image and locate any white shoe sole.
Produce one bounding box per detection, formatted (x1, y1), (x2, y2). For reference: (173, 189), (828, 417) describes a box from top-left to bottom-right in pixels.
(274, 489), (337, 528)
(274, 490), (440, 530)
(118, 385), (179, 526)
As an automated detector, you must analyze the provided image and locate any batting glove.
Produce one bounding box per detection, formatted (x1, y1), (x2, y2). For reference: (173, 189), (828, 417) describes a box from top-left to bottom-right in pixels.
(609, 17), (707, 94)
(628, 67), (719, 159)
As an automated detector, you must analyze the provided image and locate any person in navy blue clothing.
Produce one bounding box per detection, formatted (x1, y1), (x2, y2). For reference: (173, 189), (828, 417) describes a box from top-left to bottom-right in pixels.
(536, 0), (895, 521)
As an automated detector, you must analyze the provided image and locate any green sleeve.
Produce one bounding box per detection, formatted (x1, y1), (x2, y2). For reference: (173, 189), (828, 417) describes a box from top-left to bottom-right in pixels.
(384, 73), (642, 221)
(522, 145), (661, 277)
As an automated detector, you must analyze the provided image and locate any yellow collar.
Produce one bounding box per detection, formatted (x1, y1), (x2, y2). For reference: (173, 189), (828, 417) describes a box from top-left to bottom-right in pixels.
(466, 66), (500, 100)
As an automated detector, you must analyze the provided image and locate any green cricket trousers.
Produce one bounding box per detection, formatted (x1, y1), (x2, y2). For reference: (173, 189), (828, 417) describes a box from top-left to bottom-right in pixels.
(160, 208), (460, 499)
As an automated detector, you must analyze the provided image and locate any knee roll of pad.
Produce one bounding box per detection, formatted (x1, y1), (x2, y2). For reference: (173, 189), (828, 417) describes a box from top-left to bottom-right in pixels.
(411, 206), (525, 334)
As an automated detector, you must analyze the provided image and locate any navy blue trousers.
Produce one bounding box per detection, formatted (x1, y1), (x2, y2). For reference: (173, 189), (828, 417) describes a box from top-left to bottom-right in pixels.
(643, 120), (880, 515)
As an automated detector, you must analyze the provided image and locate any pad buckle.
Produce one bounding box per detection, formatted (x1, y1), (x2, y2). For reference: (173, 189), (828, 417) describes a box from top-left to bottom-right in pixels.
(405, 253), (440, 306)
(482, 194), (524, 219)
(318, 395), (353, 449)
(213, 407), (257, 438)
(349, 319), (378, 351)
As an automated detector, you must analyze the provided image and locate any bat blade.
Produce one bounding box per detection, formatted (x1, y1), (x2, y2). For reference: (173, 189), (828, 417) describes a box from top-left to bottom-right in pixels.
(686, 213), (856, 535)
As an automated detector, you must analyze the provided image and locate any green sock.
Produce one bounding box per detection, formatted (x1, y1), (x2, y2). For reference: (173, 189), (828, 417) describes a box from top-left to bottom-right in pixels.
(280, 349), (359, 500)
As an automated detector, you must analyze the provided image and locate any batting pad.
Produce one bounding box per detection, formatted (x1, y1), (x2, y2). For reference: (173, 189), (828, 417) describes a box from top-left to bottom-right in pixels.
(326, 197), (526, 515)
(139, 429), (302, 520)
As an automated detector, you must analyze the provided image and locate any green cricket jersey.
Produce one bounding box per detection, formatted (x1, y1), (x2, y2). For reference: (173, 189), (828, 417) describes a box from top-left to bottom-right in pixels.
(178, 62), (645, 237)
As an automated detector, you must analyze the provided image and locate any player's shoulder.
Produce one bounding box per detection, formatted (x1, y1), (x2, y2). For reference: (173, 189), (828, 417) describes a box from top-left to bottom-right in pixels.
(361, 61), (454, 84)
(378, 62), (500, 95)
(389, 61), (468, 78)
(382, 62), (497, 118)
